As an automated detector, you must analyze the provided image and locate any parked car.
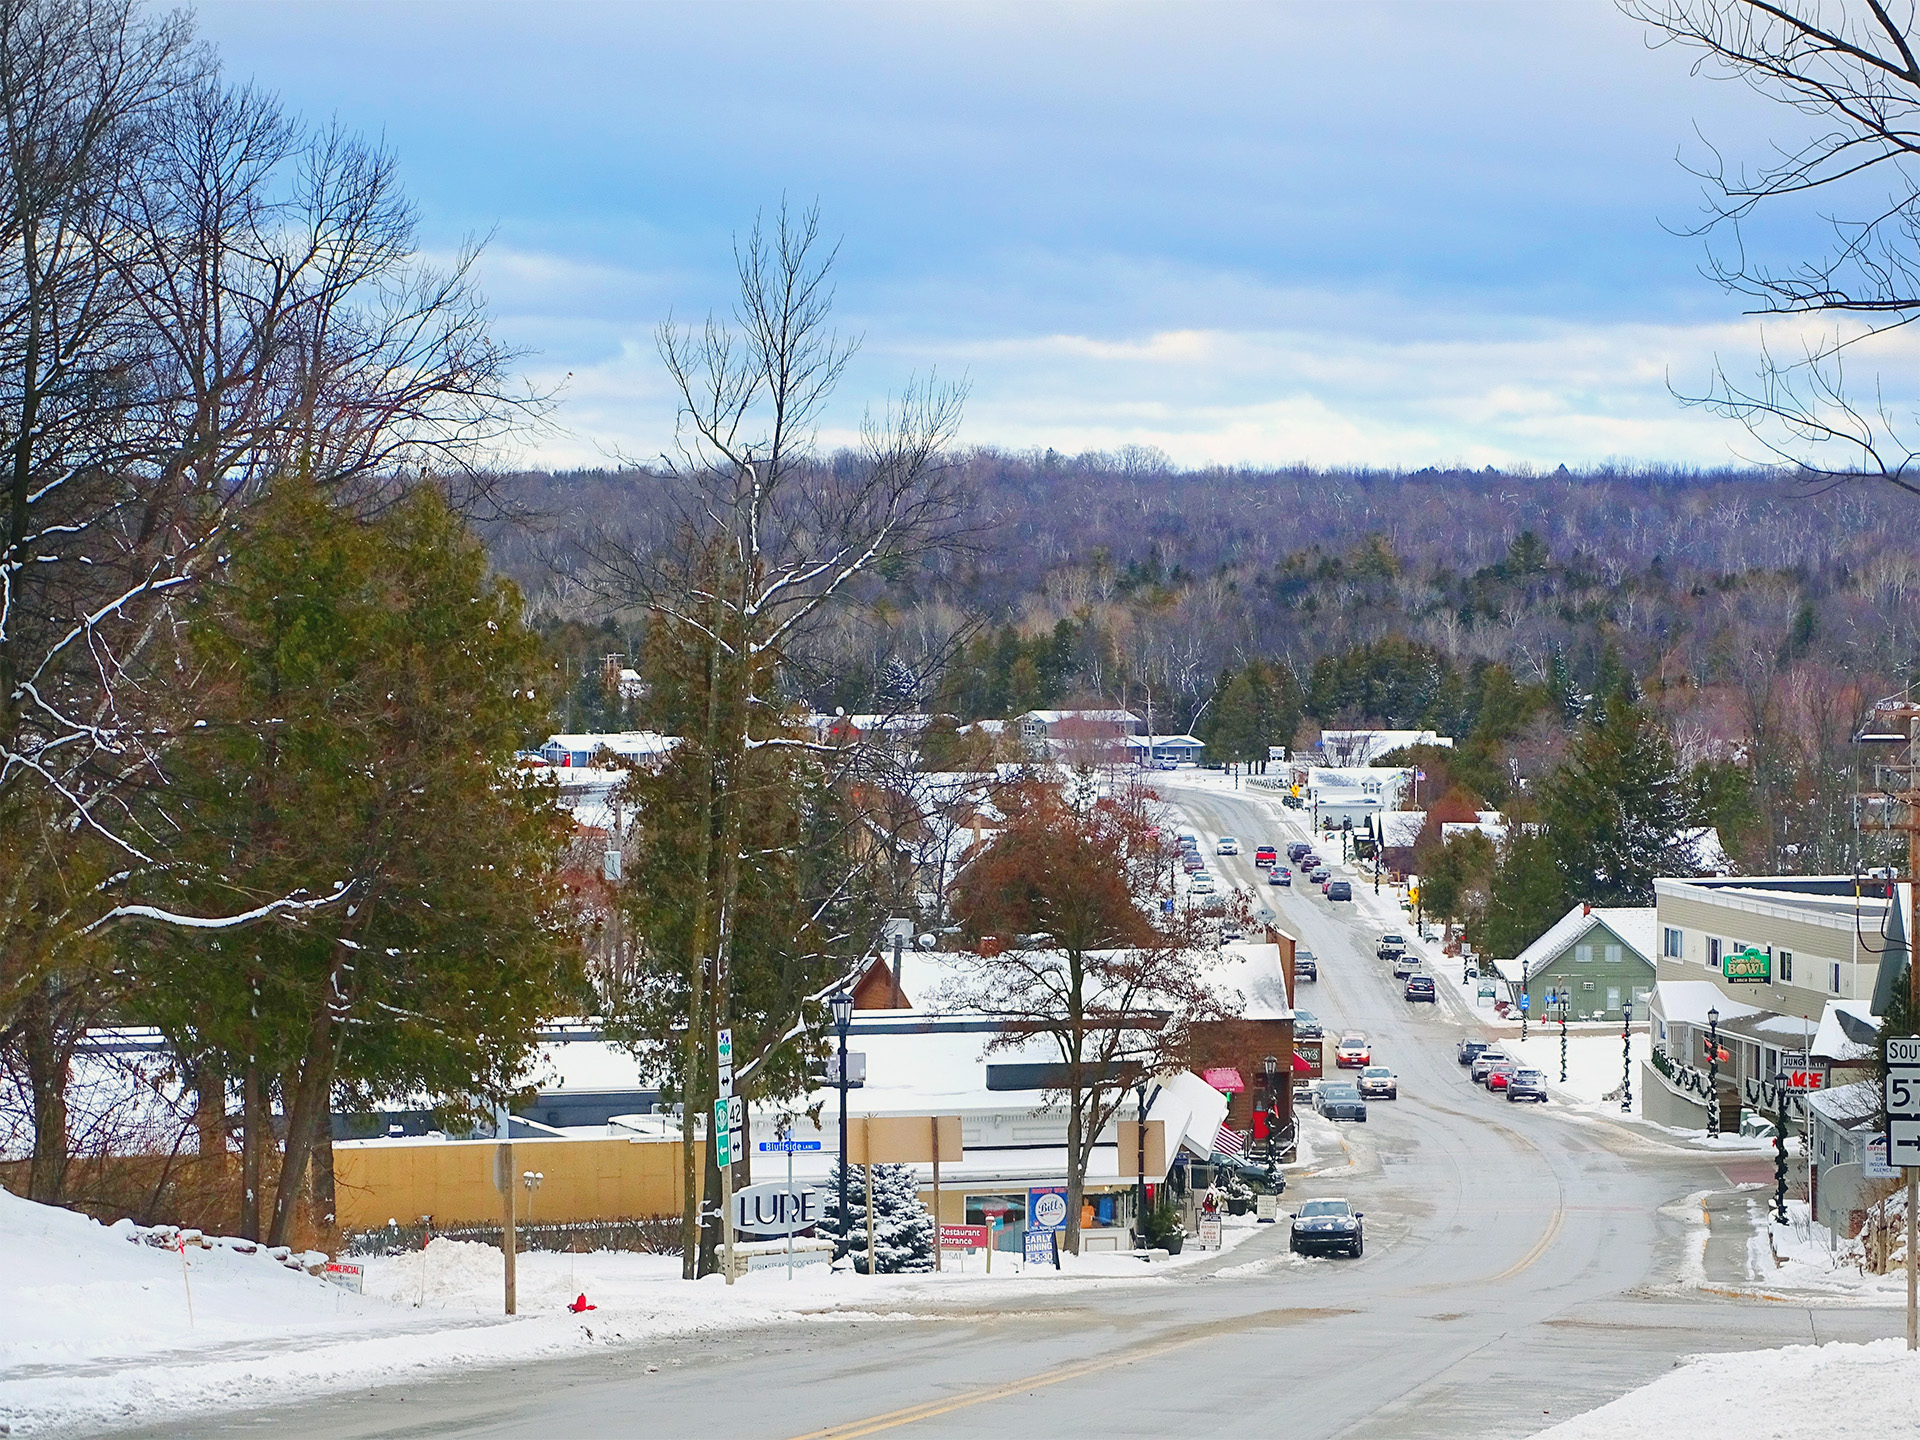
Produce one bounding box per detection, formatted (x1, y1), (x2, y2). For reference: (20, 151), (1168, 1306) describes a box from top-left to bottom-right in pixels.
(1456, 1038), (1490, 1065)
(1294, 950), (1318, 981)
(1470, 1050), (1510, 1083)
(1183, 854), (1206, 873)
(1376, 933), (1406, 960)
(1314, 1083), (1368, 1122)
(1328, 880), (1353, 901)
(1269, 866), (1291, 887)
(1334, 1034), (1371, 1068)
(1290, 1197), (1364, 1256)
(1293, 1009), (1323, 1040)
(1485, 1060), (1517, 1092)
(1189, 875), (1216, 895)
(1507, 1069), (1549, 1103)
(1283, 793), (1307, 809)
(1392, 953), (1419, 978)
(1287, 841), (1311, 862)
(1217, 836), (1240, 855)
(1403, 975), (1436, 1002)
(1310, 866), (1330, 885)
(1254, 845), (1278, 868)
(1357, 1065), (1398, 1100)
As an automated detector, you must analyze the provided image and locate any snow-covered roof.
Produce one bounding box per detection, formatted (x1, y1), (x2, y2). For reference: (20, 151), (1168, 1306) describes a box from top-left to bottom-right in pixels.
(1315, 730), (1453, 764)
(1651, 979), (1764, 1028)
(540, 732), (679, 764)
(1813, 1001), (1880, 1064)
(1441, 820), (1508, 845)
(1378, 811), (1425, 848)
(1806, 1078), (1878, 1129)
(1205, 942), (1294, 1022)
(1022, 709), (1141, 726)
(1508, 904), (1656, 972)
(1679, 826), (1732, 875)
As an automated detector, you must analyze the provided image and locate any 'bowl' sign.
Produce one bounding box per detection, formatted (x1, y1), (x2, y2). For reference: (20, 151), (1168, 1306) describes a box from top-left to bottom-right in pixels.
(732, 1182), (826, 1236)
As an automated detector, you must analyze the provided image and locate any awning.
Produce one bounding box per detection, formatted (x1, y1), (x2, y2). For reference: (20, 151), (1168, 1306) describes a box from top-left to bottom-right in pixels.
(1291, 1052), (1313, 1074)
(1201, 1067), (1245, 1093)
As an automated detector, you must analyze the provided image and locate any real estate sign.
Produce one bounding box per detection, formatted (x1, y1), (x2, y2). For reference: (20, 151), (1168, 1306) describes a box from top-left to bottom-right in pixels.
(1723, 947), (1771, 983)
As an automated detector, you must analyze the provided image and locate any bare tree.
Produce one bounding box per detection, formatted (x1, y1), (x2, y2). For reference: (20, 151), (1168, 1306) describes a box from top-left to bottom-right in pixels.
(1625, 0), (1920, 490)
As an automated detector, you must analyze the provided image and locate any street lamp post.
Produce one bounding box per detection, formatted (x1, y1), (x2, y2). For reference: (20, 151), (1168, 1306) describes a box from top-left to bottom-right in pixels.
(830, 989), (854, 1262)
(1557, 987), (1569, 1084)
(1262, 1054), (1278, 1172)
(1520, 961), (1530, 1042)
(1133, 1080), (1151, 1245)
(1706, 1006), (1721, 1139)
(1620, 997), (1633, 1113)
(1772, 1069), (1791, 1225)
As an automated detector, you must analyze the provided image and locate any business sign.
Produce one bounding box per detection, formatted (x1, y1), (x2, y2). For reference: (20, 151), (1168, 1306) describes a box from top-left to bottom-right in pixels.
(1256, 1193), (1279, 1222)
(321, 1261), (364, 1293)
(1023, 1228), (1060, 1267)
(1198, 1216), (1223, 1251)
(939, 1223), (989, 1251)
(1028, 1187), (1069, 1232)
(1885, 1035), (1920, 1168)
(1723, 947), (1772, 983)
(731, 1182), (826, 1236)
(1866, 1133), (1900, 1181)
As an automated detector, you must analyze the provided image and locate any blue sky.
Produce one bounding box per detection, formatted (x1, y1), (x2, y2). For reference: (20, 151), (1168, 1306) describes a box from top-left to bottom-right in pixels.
(196, 1), (1828, 470)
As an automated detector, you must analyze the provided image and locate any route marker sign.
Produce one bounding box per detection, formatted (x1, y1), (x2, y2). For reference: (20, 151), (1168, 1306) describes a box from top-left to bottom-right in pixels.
(1885, 1035), (1920, 1168)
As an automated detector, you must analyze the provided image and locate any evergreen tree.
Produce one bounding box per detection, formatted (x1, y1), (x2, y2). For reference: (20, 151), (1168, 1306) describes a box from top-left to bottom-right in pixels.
(1473, 830), (1568, 960)
(1543, 687), (1697, 904)
(822, 1161), (935, 1273)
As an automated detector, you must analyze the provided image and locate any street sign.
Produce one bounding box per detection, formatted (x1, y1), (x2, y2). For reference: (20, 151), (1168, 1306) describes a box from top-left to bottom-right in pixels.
(718, 1027), (733, 1098)
(826, 1051), (867, 1085)
(939, 1223), (989, 1250)
(714, 1098), (733, 1167)
(1723, 947), (1771, 983)
(731, 1182), (826, 1236)
(1885, 1035), (1920, 1167)
(758, 1139), (822, 1153)
(1518, 994), (1530, 1012)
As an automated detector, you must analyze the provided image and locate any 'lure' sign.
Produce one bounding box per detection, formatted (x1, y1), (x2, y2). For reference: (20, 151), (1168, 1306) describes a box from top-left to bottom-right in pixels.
(731, 1182), (826, 1236)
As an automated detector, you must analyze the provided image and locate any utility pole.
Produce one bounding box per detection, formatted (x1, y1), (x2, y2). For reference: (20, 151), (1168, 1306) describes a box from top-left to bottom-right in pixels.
(494, 1103), (516, 1314)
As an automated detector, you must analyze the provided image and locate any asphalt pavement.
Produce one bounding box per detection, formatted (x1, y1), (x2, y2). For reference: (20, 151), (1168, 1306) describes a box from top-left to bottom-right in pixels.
(123, 777), (1905, 1440)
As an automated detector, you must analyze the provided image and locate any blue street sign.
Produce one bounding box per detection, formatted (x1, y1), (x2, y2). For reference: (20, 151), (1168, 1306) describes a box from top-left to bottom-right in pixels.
(758, 1140), (823, 1152)
(1519, 995), (1530, 1011)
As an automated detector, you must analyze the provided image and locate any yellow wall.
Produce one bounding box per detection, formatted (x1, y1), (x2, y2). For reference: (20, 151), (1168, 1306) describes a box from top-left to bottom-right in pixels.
(332, 1136), (701, 1230)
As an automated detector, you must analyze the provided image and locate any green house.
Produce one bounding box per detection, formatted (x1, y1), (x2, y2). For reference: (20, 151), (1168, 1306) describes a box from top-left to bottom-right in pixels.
(1500, 904), (1656, 1022)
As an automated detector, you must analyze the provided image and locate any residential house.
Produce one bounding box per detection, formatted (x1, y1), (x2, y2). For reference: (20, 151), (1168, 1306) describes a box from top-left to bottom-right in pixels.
(1492, 902), (1656, 1023)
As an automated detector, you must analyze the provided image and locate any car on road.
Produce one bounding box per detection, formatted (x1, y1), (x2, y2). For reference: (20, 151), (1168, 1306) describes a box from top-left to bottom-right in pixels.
(1310, 866), (1330, 885)
(1293, 1009), (1323, 1039)
(1469, 1050), (1510, 1083)
(1283, 793), (1306, 809)
(1484, 1059), (1517, 1091)
(1288, 841), (1311, 862)
(1254, 845), (1278, 868)
(1313, 1083), (1368, 1122)
(1403, 975), (1436, 1002)
(1189, 875), (1216, 895)
(1182, 854), (1205, 873)
(1506, 1069), (1549, 1103)
(1327, 880), (1353, 901)
(1391, 952), (1419, 978)
(1376, 933), (1406, 960)
(1334, 1034), (1370, 1068)
(1268, 865), (1291, 886)
(1290, 1197), (1364, 1257)
(1357, 1065), (1398, 1100)
(1217, 836), (1240, 855)
(1294, 951), (1318, 982)
(1457, 1038), (1490, 1066)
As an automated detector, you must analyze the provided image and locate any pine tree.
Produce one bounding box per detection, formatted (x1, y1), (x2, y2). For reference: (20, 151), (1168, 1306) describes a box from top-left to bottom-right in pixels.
(1473, 830), (1568, 960)
(1544, 686), (1697, 904)
(822, 1161), (934, 1273)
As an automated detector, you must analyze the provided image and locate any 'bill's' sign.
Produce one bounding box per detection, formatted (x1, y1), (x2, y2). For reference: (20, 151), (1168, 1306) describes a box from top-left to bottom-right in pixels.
(731, 1182), (826, 1236)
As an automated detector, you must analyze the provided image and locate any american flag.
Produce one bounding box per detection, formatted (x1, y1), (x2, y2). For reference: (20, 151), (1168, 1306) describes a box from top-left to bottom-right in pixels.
(1213, 1125), (1246, 1159)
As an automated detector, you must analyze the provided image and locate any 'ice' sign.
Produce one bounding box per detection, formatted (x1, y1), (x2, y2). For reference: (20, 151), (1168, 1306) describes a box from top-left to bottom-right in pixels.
(731, 1182), (826, 1236)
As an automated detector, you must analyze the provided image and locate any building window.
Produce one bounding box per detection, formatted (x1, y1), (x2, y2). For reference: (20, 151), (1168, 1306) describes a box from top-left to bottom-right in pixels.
(1605, 944), (1622, 964)
(1575, 943), (1593, 964)
(1831, 962), (1842, 994)
(1708, 937), (1723, 969)
(1663, 926), (1683, 958)
(1780, 950), (1793, 983)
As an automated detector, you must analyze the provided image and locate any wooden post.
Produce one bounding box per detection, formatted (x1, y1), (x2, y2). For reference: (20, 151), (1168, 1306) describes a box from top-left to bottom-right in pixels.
(496, 1106), (516, 1316)
(931, 1116), (942, 1272)
(865, 1162), (876, 1275)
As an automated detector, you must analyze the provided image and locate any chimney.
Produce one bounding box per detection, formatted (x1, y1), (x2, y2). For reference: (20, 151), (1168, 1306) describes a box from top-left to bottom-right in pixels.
(891, 934), (905, 1007)
(1582, 903), (1591, 916)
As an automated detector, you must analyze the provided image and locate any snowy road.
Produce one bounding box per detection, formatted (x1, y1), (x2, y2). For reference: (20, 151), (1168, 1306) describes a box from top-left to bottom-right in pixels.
(113, 778), (1907, 1440)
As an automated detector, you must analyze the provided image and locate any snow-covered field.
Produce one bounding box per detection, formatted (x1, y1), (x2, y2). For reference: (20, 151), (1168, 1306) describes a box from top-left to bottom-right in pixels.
(1536, 1340), (1920, 1439)
(0, 1181), (1263, 1437)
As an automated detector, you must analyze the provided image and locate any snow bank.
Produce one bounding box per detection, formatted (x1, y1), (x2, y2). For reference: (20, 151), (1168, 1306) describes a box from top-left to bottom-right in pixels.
(1538, 1340), (1920, 1438)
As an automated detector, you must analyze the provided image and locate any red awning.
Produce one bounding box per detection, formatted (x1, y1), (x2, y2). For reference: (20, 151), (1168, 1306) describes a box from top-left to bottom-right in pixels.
(1201, 1067), (1246, 1093)
(1291, 1052), (1313, 1074)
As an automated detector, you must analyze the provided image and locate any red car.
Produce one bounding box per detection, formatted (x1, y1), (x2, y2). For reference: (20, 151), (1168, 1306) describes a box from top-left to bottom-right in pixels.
(1335, 1034), (1371, 1068)
(1254, 845), (1278, 868)
(1485, 1061), (1517, 1091)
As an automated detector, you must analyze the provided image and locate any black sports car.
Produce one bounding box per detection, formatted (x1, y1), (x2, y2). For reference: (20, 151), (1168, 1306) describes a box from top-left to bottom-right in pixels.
(1290, 1197), (1364, 1257)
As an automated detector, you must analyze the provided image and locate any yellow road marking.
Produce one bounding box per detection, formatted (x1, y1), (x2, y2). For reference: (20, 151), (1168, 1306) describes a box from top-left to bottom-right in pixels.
(1486, 1204), (1565, 1285)
(783, 1332), (1209, 1440)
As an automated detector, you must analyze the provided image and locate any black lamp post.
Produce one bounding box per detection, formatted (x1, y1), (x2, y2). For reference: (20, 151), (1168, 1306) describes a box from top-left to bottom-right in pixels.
(1772, 1068), (1791, 1224)
(1706, 1006), (1721, 1139)
(1557, 987), (1569, 1084)
(1521, 960), (1530, 1041)
(1262, 1054), (1278, 1171)
(829, 989), (854, 1259)
(1620, 997), (1633, 1113)
(1133, 1080), (1151, 1245)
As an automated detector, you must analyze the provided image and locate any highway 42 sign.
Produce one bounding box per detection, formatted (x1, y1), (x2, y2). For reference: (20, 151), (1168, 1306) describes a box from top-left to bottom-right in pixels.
(1884, 1036), (1920, 1169)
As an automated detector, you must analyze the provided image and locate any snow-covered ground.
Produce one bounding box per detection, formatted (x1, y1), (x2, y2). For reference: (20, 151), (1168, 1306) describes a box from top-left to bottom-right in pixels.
(1537, 1339), (1920, 1439)
(0, 1180), (1270, 1437)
